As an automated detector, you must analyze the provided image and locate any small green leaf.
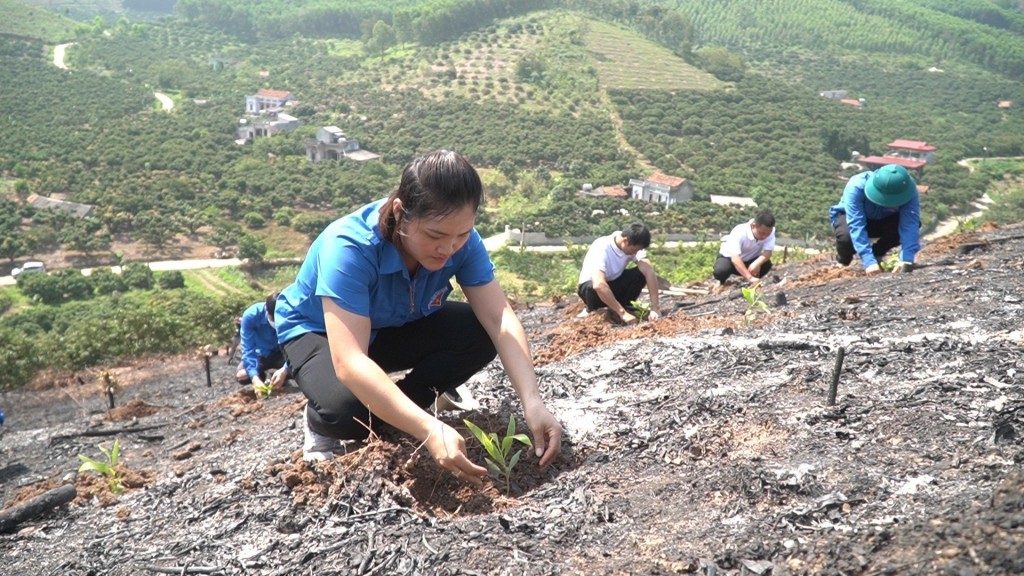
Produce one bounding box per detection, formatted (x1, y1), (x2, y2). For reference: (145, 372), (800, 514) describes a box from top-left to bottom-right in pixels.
(484, 458), (502, 476)
(509, 450), (522, 471)
(509, 433), (532, 446)
(108, 439), (120, 468)
(78, 460), (110, 475)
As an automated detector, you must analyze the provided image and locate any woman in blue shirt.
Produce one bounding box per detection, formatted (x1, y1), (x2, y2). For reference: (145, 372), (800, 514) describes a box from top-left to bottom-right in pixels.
(829, 164), (920, 274)
(275, 150), (562, 484)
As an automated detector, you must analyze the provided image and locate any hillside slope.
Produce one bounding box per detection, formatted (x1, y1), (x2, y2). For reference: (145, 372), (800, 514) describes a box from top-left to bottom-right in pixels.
(1, 224), (1022, 574)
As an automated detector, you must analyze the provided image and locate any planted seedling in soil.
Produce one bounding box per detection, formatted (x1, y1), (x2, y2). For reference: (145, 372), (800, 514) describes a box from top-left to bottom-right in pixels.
(78, 438), (124, 493)
(741, 284), (770, 326)
(629, 299), (651, 321)
(252, 380), (273, 399)
(464, 415), (532, 495)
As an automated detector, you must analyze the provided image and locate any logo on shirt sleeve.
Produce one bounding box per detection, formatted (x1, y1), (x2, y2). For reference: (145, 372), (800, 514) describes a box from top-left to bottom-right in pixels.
(429, 287), (448, 308)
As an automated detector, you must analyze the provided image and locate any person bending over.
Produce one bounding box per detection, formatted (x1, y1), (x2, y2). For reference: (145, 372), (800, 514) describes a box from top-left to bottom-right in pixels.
(274, 150), (563, 485)
(713, 210), (776, 284)
(577, 223), (661, 324)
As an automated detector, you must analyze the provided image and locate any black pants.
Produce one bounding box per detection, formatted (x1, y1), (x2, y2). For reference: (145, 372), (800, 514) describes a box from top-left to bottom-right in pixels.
(712, 255), (773, 283)
(236, 350), (285, 384)
(832, 212), (902, 265)
(577, 267), (646, 312)
(282, 302), (497, 440)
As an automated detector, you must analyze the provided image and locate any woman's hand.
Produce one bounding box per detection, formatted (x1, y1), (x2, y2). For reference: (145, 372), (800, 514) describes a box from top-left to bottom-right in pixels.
(424, 419), (488, 486)
(523, 403), (563, 467)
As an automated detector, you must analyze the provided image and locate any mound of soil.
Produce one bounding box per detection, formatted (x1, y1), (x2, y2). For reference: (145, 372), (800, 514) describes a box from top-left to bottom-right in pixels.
(1, 224), (1022, 575)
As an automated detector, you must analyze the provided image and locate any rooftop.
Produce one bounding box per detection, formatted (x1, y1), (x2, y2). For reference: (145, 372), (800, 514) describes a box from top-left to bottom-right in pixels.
(887, 139), (936, 152)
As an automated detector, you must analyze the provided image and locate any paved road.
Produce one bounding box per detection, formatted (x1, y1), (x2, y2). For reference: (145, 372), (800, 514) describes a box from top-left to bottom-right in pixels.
(0, 258), (242, 287)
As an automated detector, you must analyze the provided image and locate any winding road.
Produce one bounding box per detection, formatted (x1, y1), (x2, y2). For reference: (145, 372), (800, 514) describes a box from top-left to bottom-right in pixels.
(52, 41), (173, 111)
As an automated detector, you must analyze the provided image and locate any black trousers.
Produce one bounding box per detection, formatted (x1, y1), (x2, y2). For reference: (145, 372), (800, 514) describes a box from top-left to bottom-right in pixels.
(577, 267), (646, 312)
(282, 302), (497, 440)
(712, 255), (773, 283)
(832, 212), (902, 265)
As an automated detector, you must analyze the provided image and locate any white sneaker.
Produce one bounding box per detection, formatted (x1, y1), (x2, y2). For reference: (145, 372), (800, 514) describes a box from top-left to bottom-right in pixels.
(575, 309), (590, 319)
(432, 385), (480, 412)
(303, 408), (341, 462)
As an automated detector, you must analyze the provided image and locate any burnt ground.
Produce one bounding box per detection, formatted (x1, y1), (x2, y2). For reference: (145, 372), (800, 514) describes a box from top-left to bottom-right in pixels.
(1, 224), (1023, 575)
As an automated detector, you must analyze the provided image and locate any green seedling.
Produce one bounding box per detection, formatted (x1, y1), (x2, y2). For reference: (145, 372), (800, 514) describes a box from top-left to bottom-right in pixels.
(252, 381), (273, 399)
(878, 252), (901, 272)
(629, 300), (651, 321)
(463, 415), (532, 495)
(741, 284), (770, 326)
(78, 438), (124, 493)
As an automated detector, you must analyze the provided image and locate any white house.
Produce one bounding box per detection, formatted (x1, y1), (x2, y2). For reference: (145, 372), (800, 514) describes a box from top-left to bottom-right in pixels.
(628, 172), (693, 206)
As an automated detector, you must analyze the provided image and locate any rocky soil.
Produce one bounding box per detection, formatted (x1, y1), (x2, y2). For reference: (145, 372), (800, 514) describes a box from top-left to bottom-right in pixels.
(1, 224), (1023, 575)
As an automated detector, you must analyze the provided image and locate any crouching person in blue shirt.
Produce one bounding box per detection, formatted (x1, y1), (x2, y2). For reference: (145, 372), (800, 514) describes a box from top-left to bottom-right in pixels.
(274, 150), (563, 484)
(236, 291), (289, 397)
(830, 164), (921, 275)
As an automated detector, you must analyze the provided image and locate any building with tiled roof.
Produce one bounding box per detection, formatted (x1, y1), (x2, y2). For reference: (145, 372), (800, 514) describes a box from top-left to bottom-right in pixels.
(858, 139), (936, 173)
(26, 194), (94, 219)
(245, 89), (295, 114)
(628, 171), (693, 206)
(305, 126), (380, 163)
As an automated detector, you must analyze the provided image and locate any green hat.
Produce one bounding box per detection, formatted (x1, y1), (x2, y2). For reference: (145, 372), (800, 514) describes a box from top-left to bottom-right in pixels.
(865, 165), (916, 207)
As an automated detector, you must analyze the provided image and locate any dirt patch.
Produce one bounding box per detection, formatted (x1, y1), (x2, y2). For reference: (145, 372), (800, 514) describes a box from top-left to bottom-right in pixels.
(2, 225), (1024, 575)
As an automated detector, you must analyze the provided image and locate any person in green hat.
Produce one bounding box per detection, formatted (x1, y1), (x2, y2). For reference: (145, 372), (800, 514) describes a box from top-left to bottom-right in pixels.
(829, 164), (920, 275)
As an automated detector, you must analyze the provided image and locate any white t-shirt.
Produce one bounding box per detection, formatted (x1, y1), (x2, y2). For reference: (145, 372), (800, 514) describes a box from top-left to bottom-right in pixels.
(578, 233), (645, 284)
(720, 219), (776, 261)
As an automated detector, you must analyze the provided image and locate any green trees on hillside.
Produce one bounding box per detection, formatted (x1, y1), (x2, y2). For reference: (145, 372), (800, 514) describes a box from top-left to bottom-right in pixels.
(669, 0), (1024, 80)
(0, 289), (248, 390)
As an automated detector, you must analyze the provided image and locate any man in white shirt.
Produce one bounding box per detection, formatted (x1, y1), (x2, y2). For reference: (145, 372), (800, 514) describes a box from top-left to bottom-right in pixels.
(577, 223), (661, 325)
(713, 210), (776, 284)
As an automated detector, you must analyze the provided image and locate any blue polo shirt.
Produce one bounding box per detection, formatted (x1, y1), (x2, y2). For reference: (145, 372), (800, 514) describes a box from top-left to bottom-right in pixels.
(275, 199), (495, 344)
(239, 301), (282, 379)
(829, 171), (921, 268)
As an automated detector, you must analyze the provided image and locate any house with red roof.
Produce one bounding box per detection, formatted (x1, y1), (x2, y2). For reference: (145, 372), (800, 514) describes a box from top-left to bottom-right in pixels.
(628, 172), (693, 206)
(858, 139), (936, 172)
(245, 89), (295, 114)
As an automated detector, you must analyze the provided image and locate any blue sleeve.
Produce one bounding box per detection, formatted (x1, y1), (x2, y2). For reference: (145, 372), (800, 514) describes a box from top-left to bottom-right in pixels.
(315, 234), (375, 317)
(842, 179), (877, 269)
(898, 191), (922, 262)
(239, 305), (262, 379)
(454, 230), (495, 287)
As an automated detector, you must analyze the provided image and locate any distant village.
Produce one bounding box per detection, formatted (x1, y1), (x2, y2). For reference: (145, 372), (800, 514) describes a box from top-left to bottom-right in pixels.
(29, 81), (1016, 223)
(236, 88), (382, 163)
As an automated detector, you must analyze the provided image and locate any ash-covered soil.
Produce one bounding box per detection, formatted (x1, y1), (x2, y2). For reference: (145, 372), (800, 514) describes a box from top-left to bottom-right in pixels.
(1, 224), (1023, 576)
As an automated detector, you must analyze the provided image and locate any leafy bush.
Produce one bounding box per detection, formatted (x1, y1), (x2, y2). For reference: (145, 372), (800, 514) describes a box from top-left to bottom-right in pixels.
(0, 327), (42, 390)
(54, 269), (93, 301)
(156, 270), (186, 290)
(89, 268), (128, 296)
(121, 263), (154, 290)
(17, 272), (62, 305)
(243, 212), (266, 229)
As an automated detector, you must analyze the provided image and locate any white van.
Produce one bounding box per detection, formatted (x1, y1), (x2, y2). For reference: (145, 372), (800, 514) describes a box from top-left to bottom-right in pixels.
(12, 261), (45, 277)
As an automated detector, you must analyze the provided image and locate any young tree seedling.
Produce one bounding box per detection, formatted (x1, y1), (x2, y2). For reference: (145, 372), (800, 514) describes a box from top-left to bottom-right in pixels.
(879, 253), (901, 273)
(78, 438), (124, 493)
(741, 284), (770, 326)
(629, 299), (651, 322)
(463, 415), (532, 495)
(252, 380), (274, 399)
